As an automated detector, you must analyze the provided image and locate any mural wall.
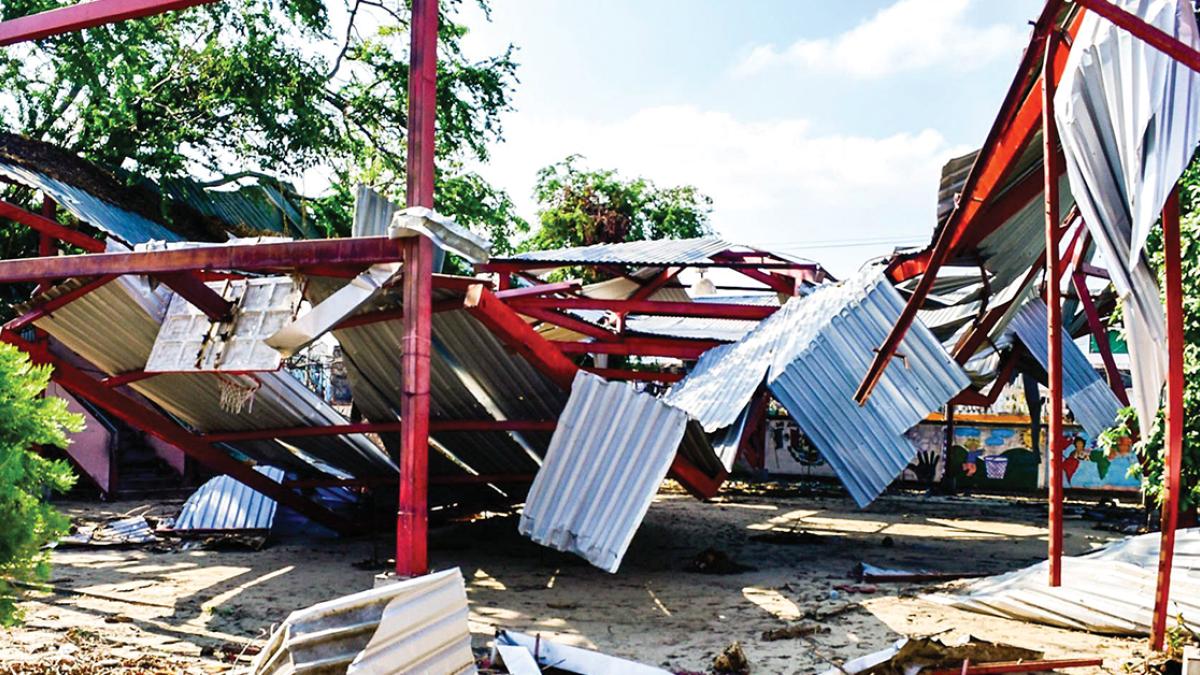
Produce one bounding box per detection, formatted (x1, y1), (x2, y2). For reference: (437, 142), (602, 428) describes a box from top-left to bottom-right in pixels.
(762, 415), (1141, 492)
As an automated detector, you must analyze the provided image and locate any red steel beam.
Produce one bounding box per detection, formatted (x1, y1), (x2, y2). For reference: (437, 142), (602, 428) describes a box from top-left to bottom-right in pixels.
(0, 0), (217, 45)
(394, 0), (438, 578)
(494, 280), (580, 300)
(669, 454), (726, 500)
(949, 352), (1018, 408)
(463, 284), (579, 390)
(3, 331), (355, 533)
(508, 296), (776, 321)
(628, 267), (682, 301)
(856, 2), (1077, 403)
(926, 658), (1103, 675)
(202, 419), (558, 443)
(516, 306), (619, 342)
(0, 200), (105, 253)
(555, 337), (719, 360)
(1076, 0), (1200, 73)
(1072, 272), (1129, 406)
(1042, 31), (1065, 588)
(155, 271), (232, 321)
(0, 236), (399, 283)
(1152, 187), (1184, 652)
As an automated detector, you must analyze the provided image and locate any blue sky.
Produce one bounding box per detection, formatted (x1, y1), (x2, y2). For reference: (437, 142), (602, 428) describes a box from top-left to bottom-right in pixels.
(457, 0), (1045, 276)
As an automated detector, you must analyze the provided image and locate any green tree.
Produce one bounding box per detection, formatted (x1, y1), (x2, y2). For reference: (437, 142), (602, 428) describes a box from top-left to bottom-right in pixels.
(0, 0), (526, 243)
(1104, 154), (1200, 514)
(526, 155), (713, 253)
(0, 344), (81, 625)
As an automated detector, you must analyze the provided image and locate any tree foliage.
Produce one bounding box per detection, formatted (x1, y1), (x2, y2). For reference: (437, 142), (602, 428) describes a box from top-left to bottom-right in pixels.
(0, 344), (80, 625)
(0, 0), (526, 242)
(1103, 153), (1200, 512)
(525, 155), (713, 253)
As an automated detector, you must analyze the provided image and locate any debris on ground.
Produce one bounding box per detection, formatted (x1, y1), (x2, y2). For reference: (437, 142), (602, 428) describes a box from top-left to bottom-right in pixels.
(851, 562), (984, 584)
(822, 635), (1044, 675)
(493, 630), (671, 674)
(56, 516), (159, 548)
(686, 548), (754, 574)
(760, 621), (828, 641)
(0, 627), (217, 674)
(749, 529), (822, 546)
(711, 640), (751, 674)
(833, 583), (878, 594)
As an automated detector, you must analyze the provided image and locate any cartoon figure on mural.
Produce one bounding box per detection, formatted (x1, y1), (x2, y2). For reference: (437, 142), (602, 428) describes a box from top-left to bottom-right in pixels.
(1060, 432), (1139, 488)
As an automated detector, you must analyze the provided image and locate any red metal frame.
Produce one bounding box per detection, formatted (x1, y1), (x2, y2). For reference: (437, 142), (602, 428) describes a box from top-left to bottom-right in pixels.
(1075, 0), (1200, 73)
(394, 0), (439, 578)
(555, 337), (720, 360)
(1041, 30), (1065, 588)
(0, 0), (218, 45)
(856, 2), (1080, 404)
(507, 296), (776, 321)
(0, 200), (104, 253)
(463, 284), (580, 390)
(1152, 187), (1184, 651)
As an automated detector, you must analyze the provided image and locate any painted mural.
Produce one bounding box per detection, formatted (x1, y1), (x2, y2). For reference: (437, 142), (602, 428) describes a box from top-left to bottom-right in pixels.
(762, 415), (1140, 493)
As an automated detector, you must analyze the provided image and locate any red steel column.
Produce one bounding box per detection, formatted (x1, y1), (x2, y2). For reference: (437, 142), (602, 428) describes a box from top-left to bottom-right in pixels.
(1042, 32), (1065, 587)
(395, 0), (437, 577)
(1151, 187), (1184, 651)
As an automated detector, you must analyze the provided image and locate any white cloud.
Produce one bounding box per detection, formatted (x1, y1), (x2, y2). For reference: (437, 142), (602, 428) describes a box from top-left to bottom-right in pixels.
(476, 105), (970, 275)
(733, 0), (1027, 78)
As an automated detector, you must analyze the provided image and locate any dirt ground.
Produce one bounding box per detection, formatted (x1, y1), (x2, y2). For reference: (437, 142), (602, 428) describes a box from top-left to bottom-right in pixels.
(0, 482), (1153, 673)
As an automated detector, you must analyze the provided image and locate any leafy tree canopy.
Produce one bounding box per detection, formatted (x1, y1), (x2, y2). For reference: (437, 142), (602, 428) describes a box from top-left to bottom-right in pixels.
(0, 344), (80, 625)
(0, 0), (526, 247)
(525, 155), (713, 254)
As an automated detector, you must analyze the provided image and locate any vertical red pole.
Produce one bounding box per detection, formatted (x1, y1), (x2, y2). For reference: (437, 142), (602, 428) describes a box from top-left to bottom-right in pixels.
(396, 0), (437, 577)
(1151, 186), (1184, 651)
(1042, 33), (1065, 588)
(35, 196), (56, 295)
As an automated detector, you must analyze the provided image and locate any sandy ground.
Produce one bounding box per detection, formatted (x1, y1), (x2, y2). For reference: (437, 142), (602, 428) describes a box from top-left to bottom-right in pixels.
(0, 483), (1153, 673)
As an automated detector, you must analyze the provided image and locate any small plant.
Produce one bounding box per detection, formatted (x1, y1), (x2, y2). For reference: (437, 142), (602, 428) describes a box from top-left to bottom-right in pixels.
(0, 342), (82, 626)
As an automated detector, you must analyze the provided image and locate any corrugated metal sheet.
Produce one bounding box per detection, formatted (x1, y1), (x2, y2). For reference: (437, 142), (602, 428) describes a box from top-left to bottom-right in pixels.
(506, 237), (733, 266)
(766, 272), (969, 507)
(309, 281), (566, 489)
(929, 528), (1200, 635)
(159, 176), (323, 240)
(0, 160), (184, 244)
(252, 568), (475, 675)
(520, 371), (689, 573)
(175, 465), (285, 531)
(1008, 299), (1123, 436)
(32, 278), (395, 478)
(1055, 0), (1199, 431)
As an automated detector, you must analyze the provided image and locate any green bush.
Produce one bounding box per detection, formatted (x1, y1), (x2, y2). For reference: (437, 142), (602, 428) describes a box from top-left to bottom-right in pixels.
(0, 342), (81, 625)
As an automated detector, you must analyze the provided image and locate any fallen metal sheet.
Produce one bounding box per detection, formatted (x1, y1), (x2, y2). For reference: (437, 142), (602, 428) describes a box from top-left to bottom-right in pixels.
(520, 371), (689, 573)
(1055, 0), (1200, 431)
(175, 465), (286, 532)
(58, 516), (158, 547)
(159, 175), (323, 240)
(1008, 298), (1123, 437)
(146, 276), (303, 372)
(494, 644), (540, 675)
(928, 528), (1200, 635)
(390, 206), (490, 264)
(252, 568), (475, 675)
(32, 277), (395, 478)
(820, 636), (1042, 675)
(0, 159), (185, 245)
(766, 271), (969, 507)
(494, 630), (671, 675)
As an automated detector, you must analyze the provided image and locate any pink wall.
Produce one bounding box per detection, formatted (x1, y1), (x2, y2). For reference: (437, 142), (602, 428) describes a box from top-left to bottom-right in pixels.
(46, 382), (112, 494)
